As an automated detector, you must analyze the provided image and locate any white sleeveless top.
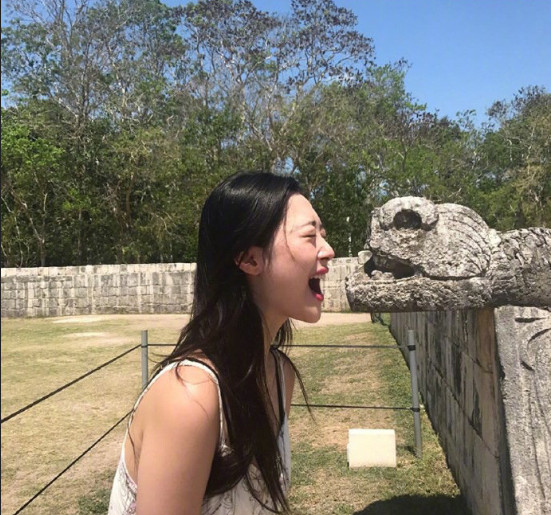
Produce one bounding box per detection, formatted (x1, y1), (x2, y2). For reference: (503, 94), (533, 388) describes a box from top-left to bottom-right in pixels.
(108, 354), (291, 515)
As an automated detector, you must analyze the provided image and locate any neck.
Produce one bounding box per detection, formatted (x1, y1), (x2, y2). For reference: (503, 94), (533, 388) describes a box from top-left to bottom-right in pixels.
(263, 324), (277, 361)
(262, 316), (286, 365)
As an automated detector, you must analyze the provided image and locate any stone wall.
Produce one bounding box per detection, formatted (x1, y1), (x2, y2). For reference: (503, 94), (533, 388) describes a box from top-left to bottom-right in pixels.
(390, 308), (550, 515)
(1, 257), (356, 318)
(321, 257), (357, 312)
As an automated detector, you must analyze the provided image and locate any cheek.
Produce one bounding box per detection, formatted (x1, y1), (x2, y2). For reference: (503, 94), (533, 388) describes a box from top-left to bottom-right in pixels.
(268, 239), (315, 281)
(270, 239), (297, 266)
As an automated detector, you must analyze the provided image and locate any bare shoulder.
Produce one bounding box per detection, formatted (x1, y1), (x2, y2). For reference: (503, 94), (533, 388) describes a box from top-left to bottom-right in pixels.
(143, 362), (221, 431)
(132, 362), (222, 512)
(125, 360), (221, 485)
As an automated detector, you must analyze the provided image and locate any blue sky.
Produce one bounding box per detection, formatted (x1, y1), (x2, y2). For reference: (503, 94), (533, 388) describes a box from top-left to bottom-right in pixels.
(254, 0), (551, 125)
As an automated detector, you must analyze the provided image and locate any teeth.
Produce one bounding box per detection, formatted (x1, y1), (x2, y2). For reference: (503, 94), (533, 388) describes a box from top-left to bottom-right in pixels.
(371, 271), (394, 281)
(358, 250), (372, 264)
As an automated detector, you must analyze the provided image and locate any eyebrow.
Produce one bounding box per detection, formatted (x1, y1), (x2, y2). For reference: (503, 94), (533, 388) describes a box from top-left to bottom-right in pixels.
(295, 220), (325, 231)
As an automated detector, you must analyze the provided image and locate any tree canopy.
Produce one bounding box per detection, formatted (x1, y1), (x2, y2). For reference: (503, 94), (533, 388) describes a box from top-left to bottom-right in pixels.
(2, 0), (549, 267)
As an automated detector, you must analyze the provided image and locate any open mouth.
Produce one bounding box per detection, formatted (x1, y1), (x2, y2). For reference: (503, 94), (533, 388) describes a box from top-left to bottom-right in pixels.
(308, 277), (324, 301)
(363, 254), (416, 281)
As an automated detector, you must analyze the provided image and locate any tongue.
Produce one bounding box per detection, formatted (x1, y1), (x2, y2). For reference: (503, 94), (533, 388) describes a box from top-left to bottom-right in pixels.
(308, 278), (324, 301)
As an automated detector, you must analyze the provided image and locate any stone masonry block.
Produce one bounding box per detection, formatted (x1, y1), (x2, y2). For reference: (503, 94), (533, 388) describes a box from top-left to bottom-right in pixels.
(347, 429), (396, 468)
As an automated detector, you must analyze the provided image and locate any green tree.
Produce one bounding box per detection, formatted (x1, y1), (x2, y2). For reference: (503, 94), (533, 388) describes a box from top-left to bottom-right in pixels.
(1, 106), (66, 266)
(479, 87), (550, 228)
(6, 0), (544, 267)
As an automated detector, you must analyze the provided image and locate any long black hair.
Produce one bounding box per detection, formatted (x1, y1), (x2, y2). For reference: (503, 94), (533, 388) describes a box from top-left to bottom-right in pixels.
(153, 171), (308, 512)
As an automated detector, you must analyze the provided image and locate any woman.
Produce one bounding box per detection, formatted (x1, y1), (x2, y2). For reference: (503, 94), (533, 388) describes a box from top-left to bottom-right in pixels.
(109, 171), (335, 514)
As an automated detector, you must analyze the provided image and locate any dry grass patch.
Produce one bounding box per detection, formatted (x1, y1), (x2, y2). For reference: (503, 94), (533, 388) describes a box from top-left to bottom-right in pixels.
(290, 408), (394, 452)
(286, 322), (466, 514)
(1, 315), (183, 514)
(1, 315), (466, 514)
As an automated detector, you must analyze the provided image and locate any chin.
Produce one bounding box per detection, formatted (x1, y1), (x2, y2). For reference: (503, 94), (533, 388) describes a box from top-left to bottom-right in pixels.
(295, 309), (322, 324)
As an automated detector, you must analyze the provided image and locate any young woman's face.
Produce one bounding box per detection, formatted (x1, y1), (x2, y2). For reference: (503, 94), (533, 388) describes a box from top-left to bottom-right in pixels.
(252, 194), (335, 330)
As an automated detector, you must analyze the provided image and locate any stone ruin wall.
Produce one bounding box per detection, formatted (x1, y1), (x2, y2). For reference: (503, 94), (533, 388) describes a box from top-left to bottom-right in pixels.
(390, 309), (512, 515)
(4, 245), (549, 515)
(390, 308), (550, 515)
(344, 195), (550, 515)
(0, 257), (356, 318)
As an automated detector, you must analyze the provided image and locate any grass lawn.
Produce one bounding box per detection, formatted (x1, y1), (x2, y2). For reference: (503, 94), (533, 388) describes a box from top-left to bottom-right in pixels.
(1, 314), (467, 514)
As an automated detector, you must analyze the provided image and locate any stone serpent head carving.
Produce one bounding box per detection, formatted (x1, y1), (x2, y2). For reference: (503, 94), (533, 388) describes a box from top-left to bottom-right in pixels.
(345, 197), (551, 312)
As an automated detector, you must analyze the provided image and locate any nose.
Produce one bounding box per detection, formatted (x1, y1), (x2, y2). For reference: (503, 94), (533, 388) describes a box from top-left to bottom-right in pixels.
(319, 237), (335, 261)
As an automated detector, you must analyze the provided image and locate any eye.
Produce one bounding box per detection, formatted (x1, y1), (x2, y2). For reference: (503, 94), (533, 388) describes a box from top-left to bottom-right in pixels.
(393, 210), (421, 230)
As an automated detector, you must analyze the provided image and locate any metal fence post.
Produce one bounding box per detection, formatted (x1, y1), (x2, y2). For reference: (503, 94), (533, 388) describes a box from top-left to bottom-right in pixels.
(407, 329), (423, 458)
(141, 330), (149, 389)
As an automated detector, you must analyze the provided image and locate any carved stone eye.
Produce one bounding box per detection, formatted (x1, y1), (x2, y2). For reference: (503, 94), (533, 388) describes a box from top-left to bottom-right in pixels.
(377, 197), (438, 230)
(393, 209), (422, 230)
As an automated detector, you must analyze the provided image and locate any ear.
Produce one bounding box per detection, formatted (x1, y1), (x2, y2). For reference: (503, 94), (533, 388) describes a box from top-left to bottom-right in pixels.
(236, 246), (265, 276)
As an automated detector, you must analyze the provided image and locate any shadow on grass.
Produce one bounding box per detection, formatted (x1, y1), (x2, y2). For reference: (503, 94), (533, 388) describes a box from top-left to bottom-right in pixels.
(353, 493), (470, 515)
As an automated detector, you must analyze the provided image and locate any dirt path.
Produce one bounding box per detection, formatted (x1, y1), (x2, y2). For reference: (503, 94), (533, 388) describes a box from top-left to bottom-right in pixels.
(293, 312), (371, 327)
(52, 311), (371, 329)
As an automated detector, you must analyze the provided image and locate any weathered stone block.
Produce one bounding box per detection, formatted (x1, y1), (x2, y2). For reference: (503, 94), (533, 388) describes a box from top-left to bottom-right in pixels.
(346, 197), (550, 312)
(127, 274), (139, 287)
(495, 306), (551, 515)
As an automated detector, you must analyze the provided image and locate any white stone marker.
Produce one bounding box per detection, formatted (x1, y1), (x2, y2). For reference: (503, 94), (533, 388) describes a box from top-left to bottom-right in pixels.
(347, 428), (397, 468)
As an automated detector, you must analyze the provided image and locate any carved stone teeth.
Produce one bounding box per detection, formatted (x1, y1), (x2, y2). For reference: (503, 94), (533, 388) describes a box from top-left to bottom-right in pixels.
(358, 250), (372, 265)
(371, 271), (394, 281)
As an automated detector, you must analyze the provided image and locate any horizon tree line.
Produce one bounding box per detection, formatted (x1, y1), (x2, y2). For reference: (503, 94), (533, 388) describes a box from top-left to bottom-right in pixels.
(2, 0), (549, 267)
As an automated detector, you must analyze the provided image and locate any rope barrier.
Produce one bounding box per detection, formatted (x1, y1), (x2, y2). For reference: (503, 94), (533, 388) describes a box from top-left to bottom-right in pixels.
(292, 403), (415, 411)
(1, 345), (140, 424)
(293, 343), (408, 349)
(12, 410), (131, 515)
(7, 331), (417, 512)
(149, 343), (407, 350)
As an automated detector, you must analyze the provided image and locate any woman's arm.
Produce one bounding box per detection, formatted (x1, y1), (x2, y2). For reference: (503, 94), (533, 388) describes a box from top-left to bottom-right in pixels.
(135, 365), (220, 514)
